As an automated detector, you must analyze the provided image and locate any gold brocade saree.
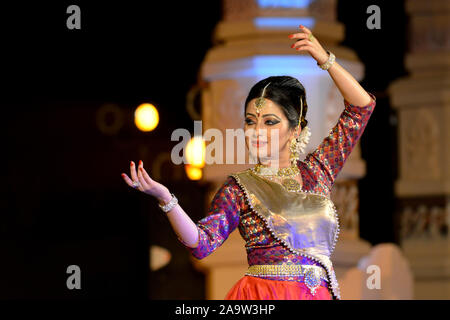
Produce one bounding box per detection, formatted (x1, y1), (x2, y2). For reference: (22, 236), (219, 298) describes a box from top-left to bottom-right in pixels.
(229, 169), (341, 300)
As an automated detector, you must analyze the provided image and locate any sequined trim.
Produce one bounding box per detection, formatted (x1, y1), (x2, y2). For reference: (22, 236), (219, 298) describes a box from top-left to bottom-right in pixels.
(248, 167), (341, 256)
(247, 169), (341, 255)
(230, 172), (341, 300)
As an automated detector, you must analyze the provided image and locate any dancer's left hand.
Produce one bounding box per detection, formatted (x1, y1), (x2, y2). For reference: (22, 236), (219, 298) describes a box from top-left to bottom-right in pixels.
(289, 25), (329, 65)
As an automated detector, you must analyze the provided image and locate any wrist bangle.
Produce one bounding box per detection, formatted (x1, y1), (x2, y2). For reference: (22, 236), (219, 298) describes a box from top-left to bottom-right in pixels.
(158, 193), (178, 213)
(317, 50), (335, 70)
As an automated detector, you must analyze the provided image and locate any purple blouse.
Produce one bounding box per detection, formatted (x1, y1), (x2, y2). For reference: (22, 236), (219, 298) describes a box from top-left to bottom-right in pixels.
(177, 93), (376, 298)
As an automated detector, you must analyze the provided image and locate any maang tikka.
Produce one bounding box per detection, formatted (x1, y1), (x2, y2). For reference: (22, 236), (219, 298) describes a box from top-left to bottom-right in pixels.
(255, 82), (271, 115)
(289, 96), (311, 166)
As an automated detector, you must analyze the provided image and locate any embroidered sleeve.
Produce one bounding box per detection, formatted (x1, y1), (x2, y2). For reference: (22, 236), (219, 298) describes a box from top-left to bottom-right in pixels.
(303, 92), (376, 191)
(176, 176), (243, 260)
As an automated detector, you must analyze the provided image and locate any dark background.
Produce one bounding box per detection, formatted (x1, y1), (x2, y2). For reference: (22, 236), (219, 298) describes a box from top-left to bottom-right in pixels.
(1, 1), (406, 299)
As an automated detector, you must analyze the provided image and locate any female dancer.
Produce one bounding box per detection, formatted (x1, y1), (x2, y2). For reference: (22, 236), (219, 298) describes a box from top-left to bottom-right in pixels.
(121, 25), (376, 300)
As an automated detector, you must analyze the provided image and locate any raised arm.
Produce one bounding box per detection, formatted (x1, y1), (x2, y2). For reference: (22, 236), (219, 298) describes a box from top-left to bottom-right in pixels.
(289, 25), (376, 191)
(289, 25), (373, 106)
(303, 94), (376, 191)
(176, 176), (244, 259)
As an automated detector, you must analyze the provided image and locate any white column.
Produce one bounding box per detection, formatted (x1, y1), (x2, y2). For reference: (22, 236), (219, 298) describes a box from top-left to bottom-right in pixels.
(388, 0), (450, 299)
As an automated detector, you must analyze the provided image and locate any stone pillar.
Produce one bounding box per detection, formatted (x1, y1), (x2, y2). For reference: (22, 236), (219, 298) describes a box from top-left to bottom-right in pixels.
(388, 0), (450, 299)
(192, 0), (372, 299)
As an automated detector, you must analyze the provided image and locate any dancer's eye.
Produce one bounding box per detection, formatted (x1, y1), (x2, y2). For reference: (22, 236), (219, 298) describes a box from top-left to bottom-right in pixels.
(245, 118), (255, 125)
(265, 120), (279, 125)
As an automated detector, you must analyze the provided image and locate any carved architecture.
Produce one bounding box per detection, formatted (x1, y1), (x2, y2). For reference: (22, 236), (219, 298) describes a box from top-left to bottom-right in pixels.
(388, 0), (450, 299)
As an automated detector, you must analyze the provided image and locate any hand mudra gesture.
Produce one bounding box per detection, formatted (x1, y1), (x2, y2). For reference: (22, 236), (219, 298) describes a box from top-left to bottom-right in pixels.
(289, 25), (329, 65)
(121, 160), (170, 202)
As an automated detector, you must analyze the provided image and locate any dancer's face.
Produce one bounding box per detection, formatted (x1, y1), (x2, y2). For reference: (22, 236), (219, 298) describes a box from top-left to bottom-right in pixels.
(244, 98), (298, 163)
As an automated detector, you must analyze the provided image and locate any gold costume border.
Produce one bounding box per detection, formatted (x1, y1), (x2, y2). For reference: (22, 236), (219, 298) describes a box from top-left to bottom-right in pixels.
(229, 171), (342, 300)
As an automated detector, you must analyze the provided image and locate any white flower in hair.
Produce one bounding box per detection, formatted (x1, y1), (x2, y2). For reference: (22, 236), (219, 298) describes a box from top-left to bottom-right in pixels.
(296, 125), (311, 154)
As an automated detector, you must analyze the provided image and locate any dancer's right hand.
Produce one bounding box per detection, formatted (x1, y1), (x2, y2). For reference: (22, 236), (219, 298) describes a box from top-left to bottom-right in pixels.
(121, 160), (171, 203)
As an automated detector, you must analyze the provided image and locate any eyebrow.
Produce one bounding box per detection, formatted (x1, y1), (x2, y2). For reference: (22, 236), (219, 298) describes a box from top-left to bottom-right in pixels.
(246, 113), (282, 120)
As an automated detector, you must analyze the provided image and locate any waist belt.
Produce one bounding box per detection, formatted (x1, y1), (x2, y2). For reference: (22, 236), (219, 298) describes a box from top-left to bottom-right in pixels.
(245, 264), (329, 296)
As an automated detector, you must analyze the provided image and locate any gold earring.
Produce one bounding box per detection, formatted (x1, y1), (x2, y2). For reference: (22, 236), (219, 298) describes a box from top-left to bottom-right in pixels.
(289, 97), (311, 165)
(289, 98), (303, 165)
(289, 137), (300, 165)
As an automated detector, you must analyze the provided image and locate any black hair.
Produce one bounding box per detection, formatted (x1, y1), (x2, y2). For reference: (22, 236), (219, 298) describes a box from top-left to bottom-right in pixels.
(244, 76), (308, 129)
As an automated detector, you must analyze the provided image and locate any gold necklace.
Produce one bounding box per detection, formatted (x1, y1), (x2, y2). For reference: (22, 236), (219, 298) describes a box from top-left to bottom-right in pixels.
(252, 163), (302, 192)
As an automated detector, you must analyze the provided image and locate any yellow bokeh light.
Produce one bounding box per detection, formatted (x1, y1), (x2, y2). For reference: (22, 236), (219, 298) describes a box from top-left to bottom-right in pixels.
(134, 103), (159, 132)
(185, 165), (202, 180)
(185, 136), (205, 168)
